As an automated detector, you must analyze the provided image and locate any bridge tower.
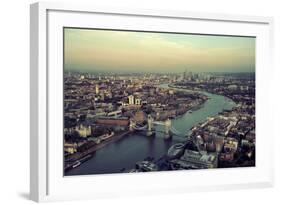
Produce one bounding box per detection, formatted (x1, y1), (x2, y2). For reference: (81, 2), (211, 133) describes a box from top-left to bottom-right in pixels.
(129, 118), (136, 131)
(164, 118), (172, 139)
(146, 114), (154, 136)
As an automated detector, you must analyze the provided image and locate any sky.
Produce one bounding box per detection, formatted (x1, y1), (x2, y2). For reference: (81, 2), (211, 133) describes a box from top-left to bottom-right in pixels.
(64, 28), (255, 73)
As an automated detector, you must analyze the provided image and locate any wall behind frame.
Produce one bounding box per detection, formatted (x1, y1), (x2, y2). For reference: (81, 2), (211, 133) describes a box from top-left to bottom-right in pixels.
(0, 0), (280, 205)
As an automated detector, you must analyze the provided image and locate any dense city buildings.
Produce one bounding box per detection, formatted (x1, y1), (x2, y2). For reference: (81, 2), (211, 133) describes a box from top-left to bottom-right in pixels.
(64, 71), (255, 175)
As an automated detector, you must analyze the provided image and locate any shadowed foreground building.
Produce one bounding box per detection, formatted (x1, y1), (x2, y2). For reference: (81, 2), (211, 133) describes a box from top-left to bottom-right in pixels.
(169, 149), (218, 170)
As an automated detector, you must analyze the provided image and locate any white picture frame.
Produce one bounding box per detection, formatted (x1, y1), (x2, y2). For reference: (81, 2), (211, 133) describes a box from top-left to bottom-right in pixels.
(30, 1), (274, 202)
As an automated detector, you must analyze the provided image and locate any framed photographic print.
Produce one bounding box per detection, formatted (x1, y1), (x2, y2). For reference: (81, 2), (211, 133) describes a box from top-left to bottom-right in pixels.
(30, 2), (274, 202)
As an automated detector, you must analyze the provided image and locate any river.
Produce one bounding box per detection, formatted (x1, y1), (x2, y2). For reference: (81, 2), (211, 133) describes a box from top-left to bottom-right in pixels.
(65, 84), (236, 176)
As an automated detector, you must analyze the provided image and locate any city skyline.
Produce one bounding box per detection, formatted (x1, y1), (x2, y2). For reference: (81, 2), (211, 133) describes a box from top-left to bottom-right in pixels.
(64, 28), (255, 74)
(64, 72), (255, 175)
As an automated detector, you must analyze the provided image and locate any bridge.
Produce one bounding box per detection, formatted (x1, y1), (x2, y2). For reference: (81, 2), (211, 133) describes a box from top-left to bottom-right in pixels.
(129, 114), (182, 139)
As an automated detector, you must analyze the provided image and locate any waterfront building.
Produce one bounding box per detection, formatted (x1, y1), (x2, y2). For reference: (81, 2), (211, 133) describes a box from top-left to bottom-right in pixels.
(96, 117), (129, 126)
(167, 143), (186, 159)
(75, 124), (91, 138)
(170, 149), (218, 169)
(64, 142), (77, 154)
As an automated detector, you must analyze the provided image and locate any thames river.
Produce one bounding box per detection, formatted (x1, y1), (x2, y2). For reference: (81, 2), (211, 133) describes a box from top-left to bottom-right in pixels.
(65, 84), (236, 176)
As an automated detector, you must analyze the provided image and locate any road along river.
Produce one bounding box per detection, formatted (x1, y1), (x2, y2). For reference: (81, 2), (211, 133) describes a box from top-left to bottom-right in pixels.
(65, 84), (236, 176)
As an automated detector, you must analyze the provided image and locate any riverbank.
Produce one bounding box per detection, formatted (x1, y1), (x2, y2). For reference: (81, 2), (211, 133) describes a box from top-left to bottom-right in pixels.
(157, 83), (209, 121)
(64, 130), (132, 172)
(65, 84), (236, 175)
(168, 83), (242, 104)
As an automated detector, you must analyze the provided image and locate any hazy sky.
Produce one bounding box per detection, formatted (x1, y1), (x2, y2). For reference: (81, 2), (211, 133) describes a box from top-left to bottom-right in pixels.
(64, 28), (255, 73)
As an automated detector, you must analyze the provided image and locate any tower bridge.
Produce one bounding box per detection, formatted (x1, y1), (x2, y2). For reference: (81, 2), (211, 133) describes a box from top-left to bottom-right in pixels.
(130, 114), (182, 139)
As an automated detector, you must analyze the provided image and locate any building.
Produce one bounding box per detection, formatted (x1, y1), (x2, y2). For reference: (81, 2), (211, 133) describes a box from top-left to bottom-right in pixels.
(223, 137), (238, 153)
(95, 84), (99, 94)
(64, 142), (77, 154)
(135, 98), (141, 105)
(75, 124), (91, 138)
(183, 70), (193, 81)
(168, 90), (174, 95)
(149, 88), (155, 96)
(128, 95), (134, 105)
(96, 117), (129, 126)
(219, 153), (234, 162)
(228, 84), (238, 90)
(170, 149), (218, 169)
(167, 143), (186, 159)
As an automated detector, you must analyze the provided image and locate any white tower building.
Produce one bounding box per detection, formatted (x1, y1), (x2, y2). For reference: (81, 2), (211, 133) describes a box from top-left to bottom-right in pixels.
(95, 84), (99, 94)
(135, 98), (141, 105)
(128, 95), (135, 105)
